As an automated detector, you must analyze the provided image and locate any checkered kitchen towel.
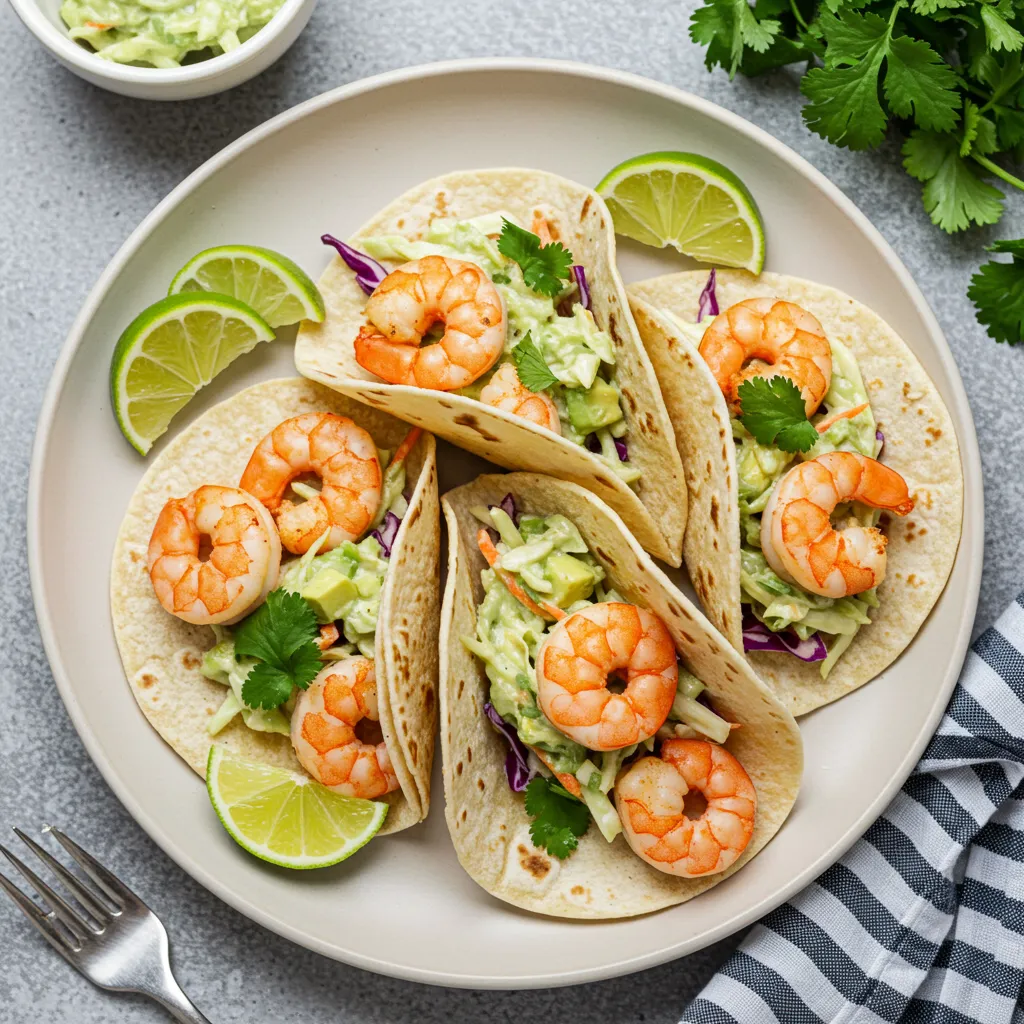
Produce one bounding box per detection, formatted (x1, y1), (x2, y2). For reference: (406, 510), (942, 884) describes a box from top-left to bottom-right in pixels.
(683, 594), (1024, 1024)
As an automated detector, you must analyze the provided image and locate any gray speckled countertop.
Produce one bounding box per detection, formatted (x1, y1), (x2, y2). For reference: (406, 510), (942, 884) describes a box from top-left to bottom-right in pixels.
(1, 1), (1021, 1020)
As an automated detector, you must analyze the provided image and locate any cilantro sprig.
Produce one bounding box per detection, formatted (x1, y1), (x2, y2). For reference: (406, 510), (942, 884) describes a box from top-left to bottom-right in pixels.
(523, 776), (590, 860)
(968, 239), (1024, 344)
(235, 589), (322, 709)
(737, 377), (819, 453)
(689, 0), (1024, 342)
(511, 332), (560, 392)
(497, 220), (573, 298)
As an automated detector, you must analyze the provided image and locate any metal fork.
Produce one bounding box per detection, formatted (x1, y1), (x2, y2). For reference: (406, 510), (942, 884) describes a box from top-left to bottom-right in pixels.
(0, 826), (211, 1023)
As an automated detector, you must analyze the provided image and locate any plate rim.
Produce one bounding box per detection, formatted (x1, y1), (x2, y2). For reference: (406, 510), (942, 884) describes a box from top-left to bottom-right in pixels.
(27, 57), (984, 988)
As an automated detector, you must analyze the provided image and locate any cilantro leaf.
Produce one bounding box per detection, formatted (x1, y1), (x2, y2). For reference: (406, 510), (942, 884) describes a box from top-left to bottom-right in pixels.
(242, 663), (300, 710)
(737, 376), (819, 453)
(980, 4), (1024, 54)
(511, 332), (560, 392)
(801, 9), (959, 147)
(690, 0), (781, 77)
(234, 589), (322, 708)
(910, 0), (964, 14)
(496, 220), (573, 298)
(523, 776), (590, 860)
(801, 11), (892, 149)
(959, 99), (999, 157)
(903, 129), (1005, 231)
(968, 238), (1024, 344)
(884, 35), (961, 133)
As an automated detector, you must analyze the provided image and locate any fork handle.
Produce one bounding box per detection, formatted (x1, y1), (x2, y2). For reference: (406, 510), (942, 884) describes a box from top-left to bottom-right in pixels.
(146, 979), (213, 1023)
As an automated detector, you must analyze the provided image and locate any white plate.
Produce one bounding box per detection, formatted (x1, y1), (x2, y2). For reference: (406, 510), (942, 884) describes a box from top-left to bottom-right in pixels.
(28, 59), (982, 989)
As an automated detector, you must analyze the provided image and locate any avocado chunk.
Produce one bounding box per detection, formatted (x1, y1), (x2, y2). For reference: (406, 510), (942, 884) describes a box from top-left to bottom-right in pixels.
(565, 378), (624, 433)
(301, 568), (358, 623)
(545, 552), (598, 607)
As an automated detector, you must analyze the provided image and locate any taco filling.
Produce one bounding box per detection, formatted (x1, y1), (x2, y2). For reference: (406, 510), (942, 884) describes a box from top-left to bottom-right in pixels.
(667, 273), (915, 679)
(461, 492), (755, 876)
(325, 212), (638, 486)
(146, 411), (420, 801)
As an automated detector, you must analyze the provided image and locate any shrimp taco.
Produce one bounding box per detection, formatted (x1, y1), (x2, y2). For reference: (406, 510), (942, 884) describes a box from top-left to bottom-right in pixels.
(627, 270), (963, 716)
(440, 472), (802, 919)
(111, 377), (440, 835)
(294, 168), (687, 565)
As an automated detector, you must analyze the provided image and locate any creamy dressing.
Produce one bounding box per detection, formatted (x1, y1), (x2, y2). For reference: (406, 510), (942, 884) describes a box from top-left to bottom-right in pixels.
(60, 0), (285, 67)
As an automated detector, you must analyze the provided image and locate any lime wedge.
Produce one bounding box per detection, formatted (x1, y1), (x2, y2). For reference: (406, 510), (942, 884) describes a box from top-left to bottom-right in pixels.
(110, 293), (274, 455)
(206, 748), (388, 869)
(596, 152), (765, 273)
(169, 245), (325, 328)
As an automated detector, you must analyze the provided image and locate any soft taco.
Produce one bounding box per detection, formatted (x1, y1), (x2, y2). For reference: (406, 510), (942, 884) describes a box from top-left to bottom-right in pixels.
(440, 472), (802, 919)
(628, 270), (963, 716)
(294, 168), (687, 566)
(111, 377), (440, 835)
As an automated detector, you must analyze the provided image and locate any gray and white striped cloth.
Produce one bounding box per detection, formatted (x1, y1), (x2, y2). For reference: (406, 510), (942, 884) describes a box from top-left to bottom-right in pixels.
(683, 593), (1024, 1024)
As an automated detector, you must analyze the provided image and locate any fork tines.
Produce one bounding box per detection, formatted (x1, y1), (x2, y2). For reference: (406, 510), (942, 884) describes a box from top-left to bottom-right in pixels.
(0, 826), (130, 955)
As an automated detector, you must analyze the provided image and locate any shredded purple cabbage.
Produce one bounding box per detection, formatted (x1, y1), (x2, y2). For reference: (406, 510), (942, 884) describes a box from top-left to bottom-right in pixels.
(484, 702), (534, 791)
(876, 429), (885, 457)
(697, 269), (719, 321)
(742, 614), (827, 662)
(571, 265), (592, 311)
(584, 433), (628, 462)
(321, 234), (387, 295)
(487, 492), (520, 526)
(370, 510), (401, 558)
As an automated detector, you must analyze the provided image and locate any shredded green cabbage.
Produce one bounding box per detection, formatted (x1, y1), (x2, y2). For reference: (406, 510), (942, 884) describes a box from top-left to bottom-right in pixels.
(60, 0), (284, 68)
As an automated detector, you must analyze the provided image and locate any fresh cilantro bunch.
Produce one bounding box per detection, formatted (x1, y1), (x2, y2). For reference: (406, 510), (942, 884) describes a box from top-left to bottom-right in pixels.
(235, 589), (322, 709)
(690, 0), (1024, 342)
(497, 220), (574, 298)
(523, 776), (590, 859)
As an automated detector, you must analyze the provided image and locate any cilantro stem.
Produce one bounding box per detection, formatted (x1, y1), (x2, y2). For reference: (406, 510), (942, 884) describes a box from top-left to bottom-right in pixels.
(973, 153), (1024, 193)
(980, 73), (1024, 114)
(789, 0), (808, 32)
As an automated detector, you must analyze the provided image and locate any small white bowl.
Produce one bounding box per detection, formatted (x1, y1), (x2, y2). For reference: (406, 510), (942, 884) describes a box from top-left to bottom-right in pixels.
(8, 0), (317, 100)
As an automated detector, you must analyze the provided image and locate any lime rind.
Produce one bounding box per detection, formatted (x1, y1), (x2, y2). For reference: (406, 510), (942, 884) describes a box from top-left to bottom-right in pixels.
(206, 747), (388, 870)
(596, 151), (765, 274)
(110, 292), (274, 455)
(169, 245), (326, 328)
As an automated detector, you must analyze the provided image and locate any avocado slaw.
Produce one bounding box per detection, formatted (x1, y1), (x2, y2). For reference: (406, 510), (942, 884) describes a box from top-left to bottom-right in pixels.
(355, 215), (638, 486)
(60, 0), (284, 68)
(672, 304), (884, 679)
(461, 495), (730, 849)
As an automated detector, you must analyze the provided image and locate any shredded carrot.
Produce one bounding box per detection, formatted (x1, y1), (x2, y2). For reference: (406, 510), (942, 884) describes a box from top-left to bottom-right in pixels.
(532, 747), (582, 797)
(85, 20), (113, 28)
(815, 402), (869, 434)
(389, 426), (422, 469)
(317, 623), (340, 651)
(477, 530), (563, 622)
(531, 212), (555, 246)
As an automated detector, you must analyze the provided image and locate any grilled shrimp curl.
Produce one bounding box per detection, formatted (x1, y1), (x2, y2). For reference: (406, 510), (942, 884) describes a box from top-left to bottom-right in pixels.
(617, 739), (756, 878)
(761, 451), (914, 599)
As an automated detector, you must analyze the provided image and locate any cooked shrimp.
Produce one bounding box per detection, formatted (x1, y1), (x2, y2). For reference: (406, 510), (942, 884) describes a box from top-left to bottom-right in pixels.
(535, 603), (678, 751)
(239, 413), (381, 556)
(291, 658), (399, 799)
(479, 362), (562, 434)
(147, 485), (280, 626)
(617, 739), (756, 878)
(354, 255), (505, 390)
(761, 451), (915, 598)
(700, 298), (832, 416)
